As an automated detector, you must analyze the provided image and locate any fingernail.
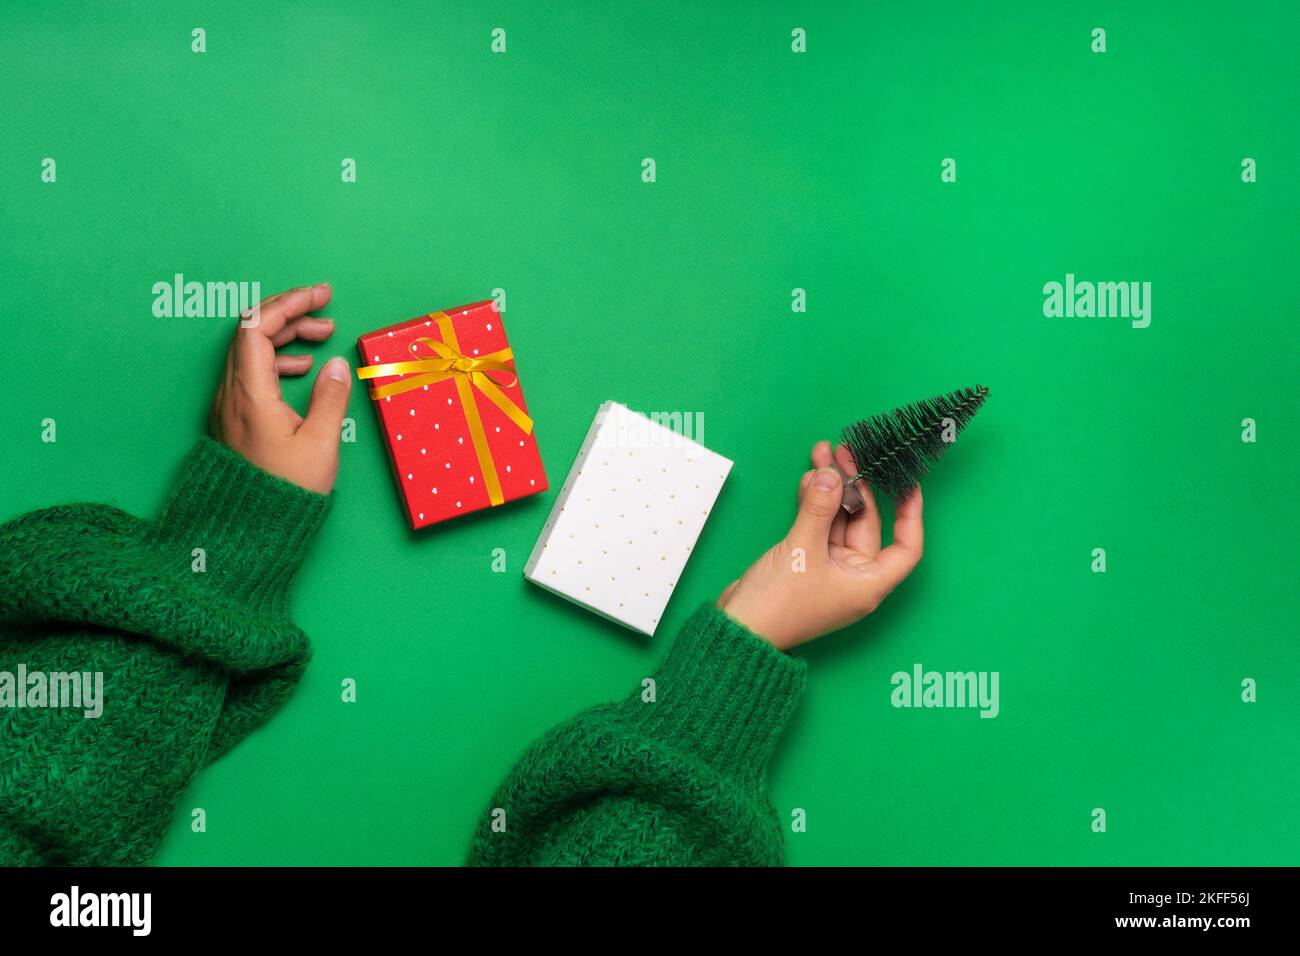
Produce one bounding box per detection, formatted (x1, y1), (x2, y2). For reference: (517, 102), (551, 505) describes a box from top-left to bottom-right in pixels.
(324, 356), (350, 381)
(813, 468), (840, 491)
(314, 282), (331, 292)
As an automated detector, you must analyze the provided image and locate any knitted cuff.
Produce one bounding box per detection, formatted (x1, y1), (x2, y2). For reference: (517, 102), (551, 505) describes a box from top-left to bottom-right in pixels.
(621, 603), (807, 781)
(151, 438), (331, 615)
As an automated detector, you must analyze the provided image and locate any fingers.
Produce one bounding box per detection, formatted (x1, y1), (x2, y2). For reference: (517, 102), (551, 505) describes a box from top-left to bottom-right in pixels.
(298, 356), (352, 444)
(891, 485), (924, 551)
(275, 354), (315, 377)
(788, 466), (844, 551)
(807, 441), (847, 546)
(271, 317), (335, 348)
(799, 468), (848, 548)
(246, 284), (333, 338)
(836, 443), (881, 556)
(233, 284), (332, 399)
(872, 486), (925, 590)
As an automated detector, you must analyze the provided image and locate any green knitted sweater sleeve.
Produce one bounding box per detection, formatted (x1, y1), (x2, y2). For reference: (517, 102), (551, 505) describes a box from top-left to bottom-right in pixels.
(0, 438), (329, 865)
(469, 604), (807, 866)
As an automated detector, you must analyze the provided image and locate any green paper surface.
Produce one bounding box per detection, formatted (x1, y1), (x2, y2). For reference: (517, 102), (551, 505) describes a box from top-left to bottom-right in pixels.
(0, 1), (1295, 866)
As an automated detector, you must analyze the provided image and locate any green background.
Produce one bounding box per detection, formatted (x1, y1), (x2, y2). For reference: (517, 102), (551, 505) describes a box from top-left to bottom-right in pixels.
(1, 1), (1295, 866)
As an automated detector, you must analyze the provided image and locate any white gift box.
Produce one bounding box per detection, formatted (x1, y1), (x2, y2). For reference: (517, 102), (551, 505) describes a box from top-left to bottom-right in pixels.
(524, 401), (733, 636)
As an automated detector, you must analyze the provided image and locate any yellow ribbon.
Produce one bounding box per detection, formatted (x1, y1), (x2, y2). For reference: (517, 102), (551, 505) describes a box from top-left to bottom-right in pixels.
(356, 311), (533, 507)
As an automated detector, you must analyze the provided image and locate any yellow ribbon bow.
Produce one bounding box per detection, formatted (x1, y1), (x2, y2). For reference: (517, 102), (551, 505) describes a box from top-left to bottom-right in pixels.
(356, 311), (533, 507)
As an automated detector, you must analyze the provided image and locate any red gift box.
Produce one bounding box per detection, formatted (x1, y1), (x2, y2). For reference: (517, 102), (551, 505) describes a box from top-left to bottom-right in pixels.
(356, 300), (547, 529)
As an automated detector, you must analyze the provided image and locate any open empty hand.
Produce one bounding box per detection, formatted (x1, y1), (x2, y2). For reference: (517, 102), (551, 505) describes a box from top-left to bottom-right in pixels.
(208, 284), (351, 494)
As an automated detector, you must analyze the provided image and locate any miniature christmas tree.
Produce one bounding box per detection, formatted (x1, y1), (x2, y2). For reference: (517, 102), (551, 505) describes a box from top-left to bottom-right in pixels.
(837, 385), (989, 511)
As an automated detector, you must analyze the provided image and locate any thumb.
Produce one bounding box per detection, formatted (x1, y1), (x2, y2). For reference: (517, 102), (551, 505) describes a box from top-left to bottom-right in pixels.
(788, 466), (844, 549)
(300, 356), (352, 444)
